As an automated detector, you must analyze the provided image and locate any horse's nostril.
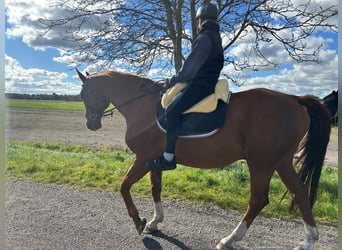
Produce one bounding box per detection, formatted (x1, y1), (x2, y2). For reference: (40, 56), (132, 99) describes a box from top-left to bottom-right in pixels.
(86, 120), (101, 131)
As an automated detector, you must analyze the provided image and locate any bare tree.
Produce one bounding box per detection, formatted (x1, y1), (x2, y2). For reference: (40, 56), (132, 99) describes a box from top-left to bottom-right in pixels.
(39, 0), (337, 77)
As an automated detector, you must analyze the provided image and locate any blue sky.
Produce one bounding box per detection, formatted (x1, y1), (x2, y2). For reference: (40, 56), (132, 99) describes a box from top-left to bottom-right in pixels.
(6, 38), (63, 72)
(5, 0), (338, 98)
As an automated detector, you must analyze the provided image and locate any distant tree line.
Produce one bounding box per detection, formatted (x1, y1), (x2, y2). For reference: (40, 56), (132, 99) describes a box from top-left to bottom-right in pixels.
(5, 93), (81, 101)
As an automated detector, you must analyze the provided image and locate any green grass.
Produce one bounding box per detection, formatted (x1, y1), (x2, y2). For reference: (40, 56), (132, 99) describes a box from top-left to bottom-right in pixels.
(6, 99), (116, 112)
(5, 141), (337, 224)
(6, 99), (85, 111)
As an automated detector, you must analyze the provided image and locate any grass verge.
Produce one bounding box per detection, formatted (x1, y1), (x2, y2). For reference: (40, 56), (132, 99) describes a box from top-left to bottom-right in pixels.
(5, 141), (337, 224)
(6, 99), (85, 111)
(6, 99), (116, 112)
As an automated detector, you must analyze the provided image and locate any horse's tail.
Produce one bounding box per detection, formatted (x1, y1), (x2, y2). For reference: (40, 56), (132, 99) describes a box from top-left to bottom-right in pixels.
(291, 95), (331, 211)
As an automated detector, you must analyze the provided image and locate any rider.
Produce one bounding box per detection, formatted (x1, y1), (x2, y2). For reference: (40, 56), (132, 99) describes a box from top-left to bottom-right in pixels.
(146, 2), (224, 171)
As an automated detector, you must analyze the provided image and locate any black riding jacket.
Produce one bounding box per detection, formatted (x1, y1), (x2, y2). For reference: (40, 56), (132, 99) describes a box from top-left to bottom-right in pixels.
(170, 20), (224, 91)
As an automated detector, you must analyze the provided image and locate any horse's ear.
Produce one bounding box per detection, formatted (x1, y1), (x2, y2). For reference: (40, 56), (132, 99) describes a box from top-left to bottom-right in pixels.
(76, 68), (87, 83)
(86, 71), (90, 76)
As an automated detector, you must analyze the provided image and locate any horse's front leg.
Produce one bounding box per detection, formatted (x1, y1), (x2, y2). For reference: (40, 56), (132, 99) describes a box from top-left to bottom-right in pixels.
(120, 159), (149, 234)
(144, 171), (164, 234)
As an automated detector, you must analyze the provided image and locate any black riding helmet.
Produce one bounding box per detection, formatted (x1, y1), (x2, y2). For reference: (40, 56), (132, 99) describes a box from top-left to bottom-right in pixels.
(195, 2), (219, 20)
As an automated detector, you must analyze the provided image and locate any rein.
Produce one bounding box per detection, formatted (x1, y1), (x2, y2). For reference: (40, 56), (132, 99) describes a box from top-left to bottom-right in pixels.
(101, 90), (161, 117)
(102, 107), (116, 117)
(85, 79), (165, 119)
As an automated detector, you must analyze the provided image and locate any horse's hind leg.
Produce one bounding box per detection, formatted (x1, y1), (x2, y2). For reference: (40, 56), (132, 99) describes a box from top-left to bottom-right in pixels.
(144, 171), (164, 233)
(217, 167), (273, 250)
(277, 161), (318, 250)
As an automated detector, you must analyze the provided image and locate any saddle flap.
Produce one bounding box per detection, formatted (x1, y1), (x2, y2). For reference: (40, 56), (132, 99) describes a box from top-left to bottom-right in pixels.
(156, 99), (228, 138)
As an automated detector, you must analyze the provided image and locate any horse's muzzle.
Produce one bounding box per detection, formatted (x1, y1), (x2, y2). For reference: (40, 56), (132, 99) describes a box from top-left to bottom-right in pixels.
(86, 120), (102, 131)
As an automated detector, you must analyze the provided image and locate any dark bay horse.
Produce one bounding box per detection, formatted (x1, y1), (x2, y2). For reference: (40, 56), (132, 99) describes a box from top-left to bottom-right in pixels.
(77, 69), (330, 250)
(322, 90), (338, 125)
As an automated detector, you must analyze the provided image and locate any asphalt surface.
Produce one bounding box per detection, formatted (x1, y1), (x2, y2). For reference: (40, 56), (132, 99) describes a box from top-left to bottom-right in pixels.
(5, 179), (337, 249)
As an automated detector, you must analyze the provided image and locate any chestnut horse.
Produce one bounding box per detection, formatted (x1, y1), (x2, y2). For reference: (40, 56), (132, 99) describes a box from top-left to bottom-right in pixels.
(77, 69), (330, 250)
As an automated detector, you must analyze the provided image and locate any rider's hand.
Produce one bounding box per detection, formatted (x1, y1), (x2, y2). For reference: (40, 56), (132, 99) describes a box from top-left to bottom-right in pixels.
(164, 78), (171, 88)
(166, 76), (176, 88)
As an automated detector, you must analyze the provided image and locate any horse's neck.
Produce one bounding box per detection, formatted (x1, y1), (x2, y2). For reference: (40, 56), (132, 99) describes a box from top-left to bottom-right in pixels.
(124, 94), (160, 141)
(105, 75), (162, 140)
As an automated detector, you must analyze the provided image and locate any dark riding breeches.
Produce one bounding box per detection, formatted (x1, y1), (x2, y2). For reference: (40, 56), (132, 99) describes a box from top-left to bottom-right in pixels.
(164, 84), (213, 153)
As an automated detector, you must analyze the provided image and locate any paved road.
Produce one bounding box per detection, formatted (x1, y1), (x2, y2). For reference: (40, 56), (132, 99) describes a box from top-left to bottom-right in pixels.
(5, 180), (337, 249)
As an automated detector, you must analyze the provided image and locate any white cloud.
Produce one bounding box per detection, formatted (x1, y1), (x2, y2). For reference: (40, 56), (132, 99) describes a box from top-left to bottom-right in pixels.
(53, 52), (99, 68)
(225, 49), (338, 98)
(5, 0), (338, 98)
(6, 0), (61, 50)
(221, 17), (338, 99)
(5, 0), (116, 51)
(5, 55), (81, 94)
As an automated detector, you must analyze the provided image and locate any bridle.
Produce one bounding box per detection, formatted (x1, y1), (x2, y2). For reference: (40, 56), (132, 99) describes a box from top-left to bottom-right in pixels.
(81, 84), (110, 121)
(81, 79), (165, 120)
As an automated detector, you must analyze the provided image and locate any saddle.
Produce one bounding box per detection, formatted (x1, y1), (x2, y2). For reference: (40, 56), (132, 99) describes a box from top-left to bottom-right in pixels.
(156, 79), (231, 138)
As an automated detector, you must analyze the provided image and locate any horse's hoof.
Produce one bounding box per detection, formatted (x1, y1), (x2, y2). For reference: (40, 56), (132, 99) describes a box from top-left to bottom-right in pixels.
(216, 242), (227, 250)
(216, 242), (237, 250)
(143, 222), (158, 234)
(293, 239), (314, 250)
(136, 218), (147, 235)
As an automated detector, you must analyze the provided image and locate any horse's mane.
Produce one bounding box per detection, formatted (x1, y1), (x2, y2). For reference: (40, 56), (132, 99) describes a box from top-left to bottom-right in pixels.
(90, 70), (151, 82)
(86, 70), (163, 96)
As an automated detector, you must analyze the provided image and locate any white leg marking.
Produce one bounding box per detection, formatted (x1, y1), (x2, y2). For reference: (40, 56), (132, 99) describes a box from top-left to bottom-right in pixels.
(143, 201), (164, 234)
(216, 221), (248, 250)
(296, 222), (318, 250)
(303, 222), (319, 241)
